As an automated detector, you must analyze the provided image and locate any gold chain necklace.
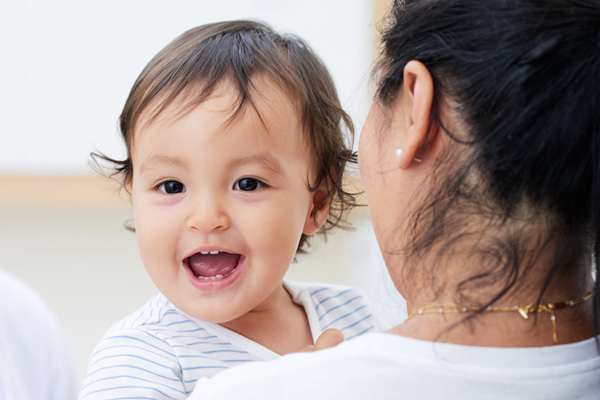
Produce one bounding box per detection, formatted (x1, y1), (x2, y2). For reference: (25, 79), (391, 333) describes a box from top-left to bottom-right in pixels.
(405, 293), (593, 344)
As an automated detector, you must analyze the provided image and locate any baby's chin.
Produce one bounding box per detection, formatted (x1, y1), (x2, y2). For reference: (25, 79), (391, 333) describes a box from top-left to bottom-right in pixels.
(165, 287), (254, 325)
(178, 303), (252, 325)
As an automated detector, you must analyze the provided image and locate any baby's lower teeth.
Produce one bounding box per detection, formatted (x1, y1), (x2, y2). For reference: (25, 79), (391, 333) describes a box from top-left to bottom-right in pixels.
(196, 267), (236, 280)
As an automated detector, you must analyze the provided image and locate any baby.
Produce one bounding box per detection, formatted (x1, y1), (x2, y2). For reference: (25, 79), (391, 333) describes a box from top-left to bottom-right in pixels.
(80, 20), (376, 399)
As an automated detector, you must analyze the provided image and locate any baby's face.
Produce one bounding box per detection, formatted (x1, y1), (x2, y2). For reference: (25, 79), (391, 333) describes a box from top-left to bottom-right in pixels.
(130, 80), (320, 323)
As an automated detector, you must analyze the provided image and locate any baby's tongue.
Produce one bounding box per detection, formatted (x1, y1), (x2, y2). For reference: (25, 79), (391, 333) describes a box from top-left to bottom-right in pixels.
(188, 252), (240, 277)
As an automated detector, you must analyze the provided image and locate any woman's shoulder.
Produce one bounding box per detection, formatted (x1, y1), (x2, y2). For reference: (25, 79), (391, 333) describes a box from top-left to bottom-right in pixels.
(192, 333), (600, 400)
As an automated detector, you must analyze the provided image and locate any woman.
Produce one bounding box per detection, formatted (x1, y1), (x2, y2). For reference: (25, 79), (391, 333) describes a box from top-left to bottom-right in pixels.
(189, 0), (600, 398)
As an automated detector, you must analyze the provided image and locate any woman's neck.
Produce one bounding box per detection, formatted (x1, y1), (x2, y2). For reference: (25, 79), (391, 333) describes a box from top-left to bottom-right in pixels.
(390, 298), (594, 347)
(391, 240), (595, 347)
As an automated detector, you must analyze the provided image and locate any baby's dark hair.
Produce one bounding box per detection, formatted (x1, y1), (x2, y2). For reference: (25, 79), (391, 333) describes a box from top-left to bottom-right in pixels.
(377, 0), (600, 335)
(98, 20), (356, 252)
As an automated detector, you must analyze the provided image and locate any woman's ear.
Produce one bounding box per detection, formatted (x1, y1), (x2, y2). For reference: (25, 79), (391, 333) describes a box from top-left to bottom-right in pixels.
(395, 60), (435, 169)
(303, 174), (333, 235)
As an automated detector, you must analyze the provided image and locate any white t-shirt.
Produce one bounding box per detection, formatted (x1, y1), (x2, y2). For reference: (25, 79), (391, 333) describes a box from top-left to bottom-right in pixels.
(80, 281), (377, 399)
(0, 269), (77, 400)
(190, 332), (600, 399)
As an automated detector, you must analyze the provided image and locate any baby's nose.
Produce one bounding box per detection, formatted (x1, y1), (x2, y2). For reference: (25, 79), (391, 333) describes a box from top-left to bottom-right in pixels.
(187, 196), (230, 232)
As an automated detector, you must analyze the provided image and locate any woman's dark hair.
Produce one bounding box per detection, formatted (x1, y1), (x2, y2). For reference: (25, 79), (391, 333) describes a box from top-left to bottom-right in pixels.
(377, 0), (600, 337)
(96, 20), (356, 252)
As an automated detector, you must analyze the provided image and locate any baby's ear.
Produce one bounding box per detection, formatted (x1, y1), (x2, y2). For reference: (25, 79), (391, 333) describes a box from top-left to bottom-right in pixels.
(125, 179), (133, 198)
(303, 173), (334, 235)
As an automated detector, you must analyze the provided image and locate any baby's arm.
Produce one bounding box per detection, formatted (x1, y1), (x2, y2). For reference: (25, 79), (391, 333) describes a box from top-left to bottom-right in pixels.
(79, 328), (187, 400)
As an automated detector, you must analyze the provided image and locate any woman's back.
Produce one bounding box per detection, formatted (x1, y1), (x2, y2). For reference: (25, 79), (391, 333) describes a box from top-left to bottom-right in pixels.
(192, 333), (600, 399)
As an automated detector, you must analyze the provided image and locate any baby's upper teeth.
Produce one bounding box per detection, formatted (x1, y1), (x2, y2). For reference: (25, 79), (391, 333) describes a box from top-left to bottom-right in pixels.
(200, 251), (209, 255)
(209, 251), (219, 254)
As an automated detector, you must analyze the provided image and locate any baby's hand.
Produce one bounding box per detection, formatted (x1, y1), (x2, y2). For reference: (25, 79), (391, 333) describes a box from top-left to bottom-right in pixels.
(297, 328), (344, 352)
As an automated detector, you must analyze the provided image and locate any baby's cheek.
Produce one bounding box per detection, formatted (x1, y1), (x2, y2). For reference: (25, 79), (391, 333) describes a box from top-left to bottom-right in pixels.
(251, 210), (303, 252)
(136, 222), (170, 269)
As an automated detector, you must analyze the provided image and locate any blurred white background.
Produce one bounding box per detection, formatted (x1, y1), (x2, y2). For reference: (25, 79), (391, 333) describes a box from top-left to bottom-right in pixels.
(0, 0), (374, 174)
(0, 0), (405, 390)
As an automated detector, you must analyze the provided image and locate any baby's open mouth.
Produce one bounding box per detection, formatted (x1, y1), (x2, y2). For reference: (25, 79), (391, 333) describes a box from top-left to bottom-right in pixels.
(186, 251), (241, 280)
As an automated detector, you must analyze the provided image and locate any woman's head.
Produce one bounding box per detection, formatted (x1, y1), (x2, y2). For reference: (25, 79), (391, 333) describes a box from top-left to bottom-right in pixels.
(101, 20), (356, 252)
(364, 0), (599, 321)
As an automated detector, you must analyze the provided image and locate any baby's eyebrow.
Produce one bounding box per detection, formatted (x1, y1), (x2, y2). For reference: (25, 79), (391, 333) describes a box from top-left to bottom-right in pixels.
(228, 153), (283, 174)
(139, 155), (185, 175)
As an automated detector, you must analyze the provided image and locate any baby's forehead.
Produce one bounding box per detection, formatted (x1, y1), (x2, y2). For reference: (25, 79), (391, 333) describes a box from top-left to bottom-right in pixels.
(131, 81), (321, 178)
(134, 78), (310, 147)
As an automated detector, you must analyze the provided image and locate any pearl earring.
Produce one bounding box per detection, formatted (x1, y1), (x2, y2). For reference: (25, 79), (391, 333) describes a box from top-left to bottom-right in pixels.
(395, 148), (422, 163)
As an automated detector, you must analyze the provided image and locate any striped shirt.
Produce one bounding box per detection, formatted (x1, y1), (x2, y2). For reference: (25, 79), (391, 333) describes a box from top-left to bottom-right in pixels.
(79, 281), (377, 400)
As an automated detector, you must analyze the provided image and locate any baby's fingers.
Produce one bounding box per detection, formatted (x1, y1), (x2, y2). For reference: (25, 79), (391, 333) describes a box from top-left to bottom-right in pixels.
(310, 328), (345, 352)
(296, 328), (344, 352)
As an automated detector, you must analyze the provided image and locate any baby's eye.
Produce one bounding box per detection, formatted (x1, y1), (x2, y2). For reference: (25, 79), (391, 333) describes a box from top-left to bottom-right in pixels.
(233, 178), (265, 192)
(157, 180), (186, 194)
